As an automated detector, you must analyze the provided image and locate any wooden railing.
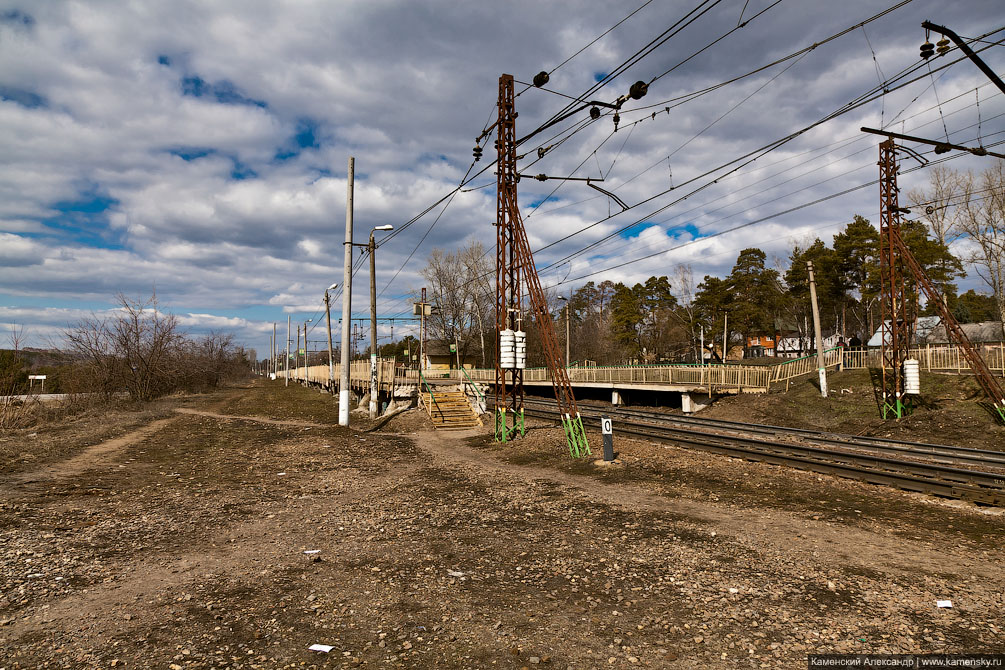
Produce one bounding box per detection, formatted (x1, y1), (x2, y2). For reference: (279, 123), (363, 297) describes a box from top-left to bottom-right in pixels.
(277, 358), (399, 391)
(769, 347), (844, 384)
(277, 343), (1005, 397)
(402, 363), (772, 392)
(842, 344), (1005, 375)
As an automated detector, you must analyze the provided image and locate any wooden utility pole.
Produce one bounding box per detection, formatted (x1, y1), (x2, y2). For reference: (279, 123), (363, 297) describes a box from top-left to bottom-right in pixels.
(339, 156), (354, 426)
(416, 287), (429, 371)
(807, 260), (828, 398)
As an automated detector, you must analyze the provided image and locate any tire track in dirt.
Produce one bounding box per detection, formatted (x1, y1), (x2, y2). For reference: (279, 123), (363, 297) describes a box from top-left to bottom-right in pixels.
(9, 416), (179, 489)
(173, 407), (327, 427)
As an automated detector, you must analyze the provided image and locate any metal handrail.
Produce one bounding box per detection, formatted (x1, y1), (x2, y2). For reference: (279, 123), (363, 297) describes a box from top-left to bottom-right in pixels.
(418, 371), (444, 420)
(458, 366), (485, 402)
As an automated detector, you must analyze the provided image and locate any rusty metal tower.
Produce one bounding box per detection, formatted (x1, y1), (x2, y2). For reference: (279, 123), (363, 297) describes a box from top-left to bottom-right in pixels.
(494, 73), (525, 443)
(494, 73), (590, 456)
(878, 139), (915, 419)
(876, 137), (1005, 423)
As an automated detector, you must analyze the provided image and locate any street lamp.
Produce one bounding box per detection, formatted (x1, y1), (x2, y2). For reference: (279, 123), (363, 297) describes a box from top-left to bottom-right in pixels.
(302, 318), (312, 382)
(325, 283), (338, 388)
(558, 295), (570, 367)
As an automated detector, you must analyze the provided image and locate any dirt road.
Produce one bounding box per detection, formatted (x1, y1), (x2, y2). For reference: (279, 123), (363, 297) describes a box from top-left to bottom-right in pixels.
(1, 381), (1002, 669)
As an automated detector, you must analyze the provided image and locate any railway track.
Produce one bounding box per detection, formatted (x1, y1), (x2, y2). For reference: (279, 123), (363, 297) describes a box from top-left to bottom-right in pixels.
(506, 398), (1005, 506)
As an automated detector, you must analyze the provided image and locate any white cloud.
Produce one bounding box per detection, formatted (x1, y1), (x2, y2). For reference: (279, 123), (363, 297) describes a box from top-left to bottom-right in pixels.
(1, 0), (1003, 348)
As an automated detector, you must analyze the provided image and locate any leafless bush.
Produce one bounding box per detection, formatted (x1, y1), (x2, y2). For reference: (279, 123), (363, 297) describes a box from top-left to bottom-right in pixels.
(62, 293), (249, 402)
(1, 324), (33, 429)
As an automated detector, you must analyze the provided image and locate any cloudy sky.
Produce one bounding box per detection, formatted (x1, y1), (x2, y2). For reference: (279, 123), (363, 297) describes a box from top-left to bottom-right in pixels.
(1, 0), (1003, 354)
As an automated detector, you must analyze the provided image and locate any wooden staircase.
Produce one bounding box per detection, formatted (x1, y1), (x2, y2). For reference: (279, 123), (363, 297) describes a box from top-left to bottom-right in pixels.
(421, 390), (482, 430)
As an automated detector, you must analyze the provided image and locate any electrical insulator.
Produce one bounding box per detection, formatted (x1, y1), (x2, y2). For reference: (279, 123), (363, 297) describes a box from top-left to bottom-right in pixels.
(589, 106), (601, 120)
(920, 41), (935, 59)
(533, 71), (550, 87)
(534, 174), (547, 181)
(473, 146), (482, 161)
(613, 112), (620, 130)
(934, 143), (951, 154)
(514, 330), (527, 369)
(537, 146), (546, 159)
(936, 38), (950, 55)
(500, 329), (516, 369)
(629, 80), (648, 100)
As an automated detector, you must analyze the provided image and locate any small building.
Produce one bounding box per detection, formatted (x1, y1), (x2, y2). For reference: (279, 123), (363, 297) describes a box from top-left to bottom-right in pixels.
(862, 316), (1000, 347)
(919, 319), (1003, 345)
(745, 333), (777, 357)
(422, 341), (480, 372)
(775, 332), (845, 357)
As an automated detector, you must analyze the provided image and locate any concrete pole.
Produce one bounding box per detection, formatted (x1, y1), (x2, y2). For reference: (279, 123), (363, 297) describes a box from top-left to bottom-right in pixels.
(325, 291), (335, 391)
(273, 323), (277, 377)
(369, 231), (379, 419)
(339, 156), (354, 426)
(807, 260), (828, 398)
(285, 315), (290, 386)
(303, 319), (311, 382)
(296, 325), (301, 381)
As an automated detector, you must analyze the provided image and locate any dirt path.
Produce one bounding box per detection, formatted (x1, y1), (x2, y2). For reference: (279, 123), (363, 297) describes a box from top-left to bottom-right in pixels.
(173, 407), (326, 427)
(10, 416), (179, 488)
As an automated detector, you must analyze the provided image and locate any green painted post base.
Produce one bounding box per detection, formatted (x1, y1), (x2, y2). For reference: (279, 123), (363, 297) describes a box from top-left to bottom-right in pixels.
(495, 408), (525, 442)
(562, 413), (591, 458)
(881, 397), (913, 420)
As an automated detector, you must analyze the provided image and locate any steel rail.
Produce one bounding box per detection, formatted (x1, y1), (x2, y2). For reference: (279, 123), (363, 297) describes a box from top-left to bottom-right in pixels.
(507, 400), (1005, 505)
(521, 398), (1005, 469)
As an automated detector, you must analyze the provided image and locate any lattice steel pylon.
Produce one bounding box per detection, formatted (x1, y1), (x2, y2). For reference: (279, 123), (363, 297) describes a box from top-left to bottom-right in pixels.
(877, 139), (1005, 423)
(494, 73), (590, 456)
(878, 139), (916, 419)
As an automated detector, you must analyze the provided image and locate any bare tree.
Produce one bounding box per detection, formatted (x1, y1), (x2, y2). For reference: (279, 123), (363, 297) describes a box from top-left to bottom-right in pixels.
(908, 166), (964, 249)
(957, 161), (1005, 337)
(671, 264), (700, 360)
(459, 242), (493, 367)
(421, 242), (494, 367)
(63, 293), (249, 401)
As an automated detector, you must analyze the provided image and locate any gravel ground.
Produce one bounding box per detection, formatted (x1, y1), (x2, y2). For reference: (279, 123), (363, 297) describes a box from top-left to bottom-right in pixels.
(1, 379), (1002, 669)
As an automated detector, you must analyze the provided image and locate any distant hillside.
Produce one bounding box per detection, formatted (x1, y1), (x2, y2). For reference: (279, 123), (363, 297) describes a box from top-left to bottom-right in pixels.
(1, 348), (77, 369)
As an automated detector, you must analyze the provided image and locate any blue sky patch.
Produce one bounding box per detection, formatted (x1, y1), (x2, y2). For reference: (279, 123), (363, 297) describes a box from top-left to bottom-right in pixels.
(0, 85), (46, 108)
(231, 161), (257, 180)
(294, 118), (320, 149)
(0, 9), (34, 27)
(170, 147), (215, 161)
(274, 118), (323, 161)
(528, 195), (560, 208)
(40, 195), (124, 249)
(181, 76), (267, 108)
(667, 222), (700, 239)
(593, 71), (608, 83)
(619, 222), (657, 239)
(157, 54), (172, 66)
